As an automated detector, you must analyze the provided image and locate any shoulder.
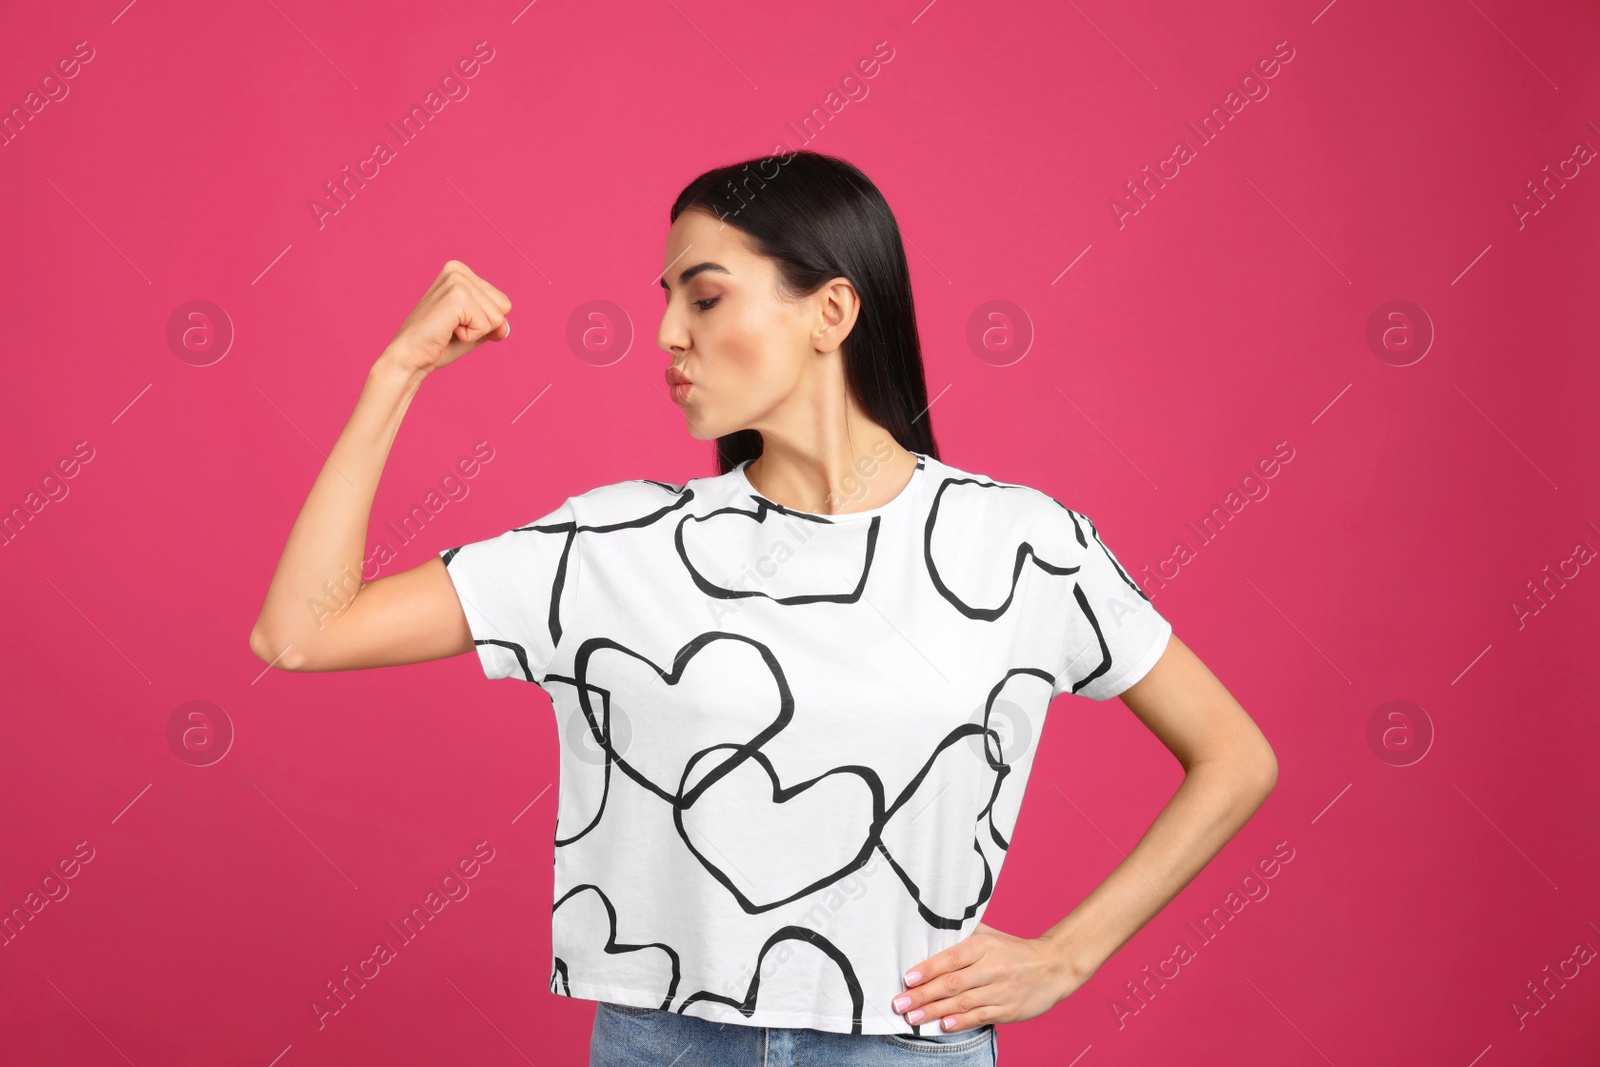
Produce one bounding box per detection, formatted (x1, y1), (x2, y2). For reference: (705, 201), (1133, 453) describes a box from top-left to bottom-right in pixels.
(564, 468), (731, 530)
(923, 455), (1085, 536)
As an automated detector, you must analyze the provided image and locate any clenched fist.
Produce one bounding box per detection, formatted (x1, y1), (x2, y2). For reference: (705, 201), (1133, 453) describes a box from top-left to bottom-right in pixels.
(384, 260), (513, 375)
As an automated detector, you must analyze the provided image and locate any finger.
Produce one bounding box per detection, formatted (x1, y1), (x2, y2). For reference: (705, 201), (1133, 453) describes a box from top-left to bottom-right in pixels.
(450, 283), (503, 343)
(434, 258), (471, 294)
(449, 261), (513, 317)
(905, 997), (990, 1032)
(902, 932), (982, 991)
(893, 964), (971, 1019)
(467, 288), (510, 341)
(473, 275), (514, 317)
(467, 280), (511, 340)
(898, 982), (995, 1032)
(921, 1005), (993, 1034)
(897, 938), (981, 1007)
(898, 965), (1005, 1032)
(464, 282), (510, 340)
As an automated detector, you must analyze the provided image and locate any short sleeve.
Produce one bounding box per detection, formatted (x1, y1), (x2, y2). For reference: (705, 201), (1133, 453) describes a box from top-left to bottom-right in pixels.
(1050, 508), (1172, 701)
(438, 496), (581, 685)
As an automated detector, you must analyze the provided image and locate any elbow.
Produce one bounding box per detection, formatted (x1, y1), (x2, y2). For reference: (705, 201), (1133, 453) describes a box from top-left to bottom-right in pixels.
(1189, 736), (1277, 803)
(1259, 751), (1278, 796)
(249, 625), (305, 671)
(1251, 740), (1278, 799)
(1181, 729), (1278, 795)
(248, 624), (271, 663)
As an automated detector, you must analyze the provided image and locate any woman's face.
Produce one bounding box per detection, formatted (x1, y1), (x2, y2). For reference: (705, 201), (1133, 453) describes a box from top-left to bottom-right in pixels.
(657, 209), (849, 441)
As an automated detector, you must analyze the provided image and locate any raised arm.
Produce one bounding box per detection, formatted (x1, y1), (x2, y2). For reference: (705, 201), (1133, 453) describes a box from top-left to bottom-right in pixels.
(247, 260), (513, 672)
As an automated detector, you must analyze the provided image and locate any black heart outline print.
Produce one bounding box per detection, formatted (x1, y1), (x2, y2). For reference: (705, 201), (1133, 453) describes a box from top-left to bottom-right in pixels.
(673, 924), (866, 1034)
(550, 883), (682, 1008)
(922, 475), (1084, 621)
(674, 502), (881, 604)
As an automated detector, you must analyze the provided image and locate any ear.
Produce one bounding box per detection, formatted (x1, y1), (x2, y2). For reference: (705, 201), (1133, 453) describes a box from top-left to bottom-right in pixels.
(813, 277), (861, 354)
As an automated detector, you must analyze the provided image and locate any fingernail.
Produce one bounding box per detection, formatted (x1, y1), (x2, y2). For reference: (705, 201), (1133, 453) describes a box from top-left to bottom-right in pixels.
(907, 1009), (925, 1024)
(892, 995), (910, 1012)
(903, 970), (921, 985)
(943, 1017), (957, 1030)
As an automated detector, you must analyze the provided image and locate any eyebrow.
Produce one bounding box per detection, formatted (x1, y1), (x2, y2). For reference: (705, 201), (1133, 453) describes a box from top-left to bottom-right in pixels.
(660, 261), (732, 291)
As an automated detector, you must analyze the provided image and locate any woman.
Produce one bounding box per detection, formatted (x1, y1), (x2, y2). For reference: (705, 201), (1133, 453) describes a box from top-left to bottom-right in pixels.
(249, 150), (1277, 1066)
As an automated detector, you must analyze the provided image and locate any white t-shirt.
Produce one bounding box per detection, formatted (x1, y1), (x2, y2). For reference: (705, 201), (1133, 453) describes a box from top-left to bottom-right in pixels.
(438, 450), (1172, 1034)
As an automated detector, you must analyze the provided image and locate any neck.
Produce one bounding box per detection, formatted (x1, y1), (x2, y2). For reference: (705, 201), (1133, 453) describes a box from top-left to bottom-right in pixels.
(743, 435), (915, 516)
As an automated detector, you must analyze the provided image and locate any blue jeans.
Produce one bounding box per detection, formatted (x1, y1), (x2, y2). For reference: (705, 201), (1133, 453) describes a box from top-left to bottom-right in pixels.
(590, 1001), (999, 1066)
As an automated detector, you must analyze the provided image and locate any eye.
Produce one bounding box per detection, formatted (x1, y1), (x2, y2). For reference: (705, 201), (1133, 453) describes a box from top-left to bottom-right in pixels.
(695, 297), (720, 312)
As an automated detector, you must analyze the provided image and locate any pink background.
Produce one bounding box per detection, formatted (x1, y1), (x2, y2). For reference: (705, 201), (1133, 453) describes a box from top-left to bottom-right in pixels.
(3, 0), (1597, 1063)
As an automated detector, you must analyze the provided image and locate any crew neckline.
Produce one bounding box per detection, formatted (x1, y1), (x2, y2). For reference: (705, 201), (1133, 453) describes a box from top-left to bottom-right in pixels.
(735, 452), (928, 521)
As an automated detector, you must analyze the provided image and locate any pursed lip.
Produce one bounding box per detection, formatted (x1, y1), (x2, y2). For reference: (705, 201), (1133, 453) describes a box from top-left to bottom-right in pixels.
(665, 366), (692, 387)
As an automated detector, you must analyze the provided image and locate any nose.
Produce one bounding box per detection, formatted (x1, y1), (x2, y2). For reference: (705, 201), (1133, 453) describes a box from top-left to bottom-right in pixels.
(658, 303), (688, 356)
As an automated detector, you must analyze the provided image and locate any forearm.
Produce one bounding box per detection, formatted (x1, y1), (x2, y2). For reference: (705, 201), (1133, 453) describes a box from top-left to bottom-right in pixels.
(249, 352), (428, 664)
(1037, 751), (1275, 988)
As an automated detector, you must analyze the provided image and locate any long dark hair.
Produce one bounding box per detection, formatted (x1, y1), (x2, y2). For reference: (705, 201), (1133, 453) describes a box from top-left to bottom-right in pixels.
(668, 150), (939, 475)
